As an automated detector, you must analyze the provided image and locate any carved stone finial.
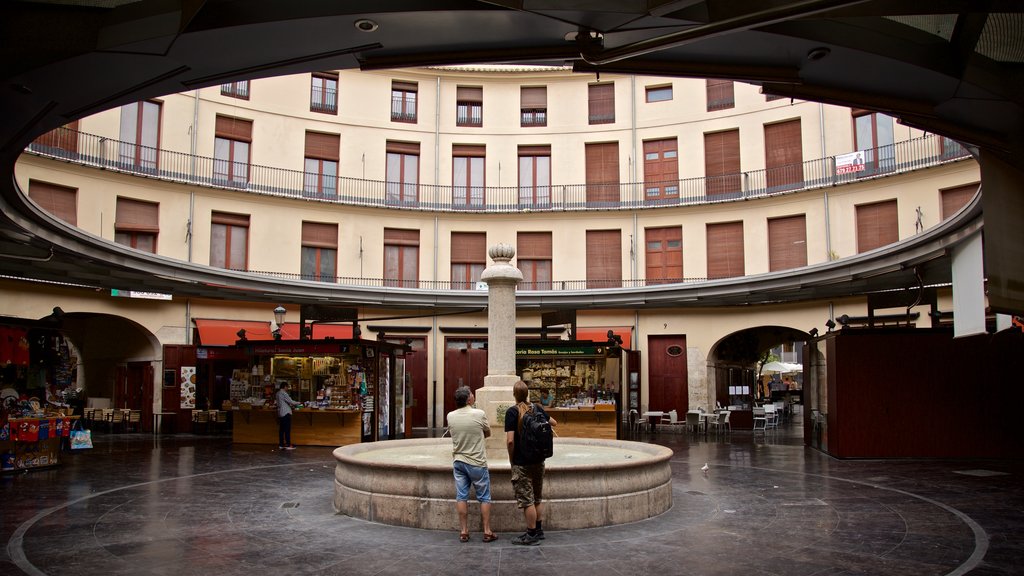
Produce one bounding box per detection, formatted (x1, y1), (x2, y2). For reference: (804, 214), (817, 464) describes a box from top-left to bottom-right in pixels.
(488, 243), (515, 263)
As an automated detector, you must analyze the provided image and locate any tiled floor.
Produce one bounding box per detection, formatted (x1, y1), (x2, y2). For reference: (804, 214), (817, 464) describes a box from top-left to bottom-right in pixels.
(2, 422), (1020, 575)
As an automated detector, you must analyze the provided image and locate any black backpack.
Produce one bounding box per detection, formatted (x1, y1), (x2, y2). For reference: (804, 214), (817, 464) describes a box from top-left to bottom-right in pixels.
(518, 403), (554, 462)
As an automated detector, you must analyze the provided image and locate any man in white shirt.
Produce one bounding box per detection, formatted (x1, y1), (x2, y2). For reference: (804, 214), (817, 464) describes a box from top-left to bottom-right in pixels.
(446, 385), (496, 543)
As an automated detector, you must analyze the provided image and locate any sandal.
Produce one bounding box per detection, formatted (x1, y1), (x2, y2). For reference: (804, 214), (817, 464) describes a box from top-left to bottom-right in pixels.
(482, 533), (498, 543)
(459, 533), (470, 543)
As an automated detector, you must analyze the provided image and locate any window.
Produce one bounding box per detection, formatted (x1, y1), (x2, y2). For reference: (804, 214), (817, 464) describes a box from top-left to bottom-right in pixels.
(764, 119), (803, 192)
(940, 183), (978, 219)
(301, 221), (337, 282)
(706, 79), (734, 111)
(645, 226), (682, 285)
(643, 138), (679, 202)
(517, 231), (552, 290)
(32, 120), (79, 155)
(586, 230), (622, 289)
(518, 145), (551, 207)
(220, 80), (249, 99)
(645, 84), (673, 103)
(213, 115), (251, 186)
(704, 129), (741, 197)
(28, 180), (76, 225)
(856, 199), (898, 253)
(386, 141), (419, 204)
(210, 212), (249, 270)
(456, 86), (482, 127)
(521, 86), (547, 127)
(853, 111), (895, 174)
(451, 232), (485, 290)
(588, 83), (614, 124)
(768, 215), (807, 272)
(585, 141), (619, 206)
(311, 72), (338, 114)
(765, 92), (786, 102)
(114, 197), (159, 253)
(391, 80), (417, 122)
(119, 100), (160, 171)
(384, 228), (419, 288)
(304, 131), (340, 198)
(706, 221), (744, 279)
(452, 145), (485, 207)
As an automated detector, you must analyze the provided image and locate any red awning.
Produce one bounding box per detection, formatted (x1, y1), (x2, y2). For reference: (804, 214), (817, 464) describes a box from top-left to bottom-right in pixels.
(278, 323), (354, 340)
(575, 326), (632, 349)
(195, 319), (273, 346)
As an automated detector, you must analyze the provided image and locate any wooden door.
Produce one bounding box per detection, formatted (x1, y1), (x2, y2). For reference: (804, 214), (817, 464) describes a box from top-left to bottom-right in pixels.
(402, 338), (428, 428)
(647, 335), (688, 414)
(442, 340), (487, 419)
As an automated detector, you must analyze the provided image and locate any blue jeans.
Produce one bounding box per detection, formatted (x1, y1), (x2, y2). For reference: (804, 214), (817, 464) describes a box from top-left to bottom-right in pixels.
(278, 413), (292, 447)
(453, 460), (491, 503)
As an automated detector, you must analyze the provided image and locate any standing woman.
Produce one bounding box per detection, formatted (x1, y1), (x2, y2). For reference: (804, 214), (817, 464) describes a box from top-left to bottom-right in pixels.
(276, 382), (300, 450)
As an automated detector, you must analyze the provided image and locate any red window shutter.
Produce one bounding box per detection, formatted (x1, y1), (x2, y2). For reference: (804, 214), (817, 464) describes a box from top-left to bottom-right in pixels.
(585, 142), (620, 204)
(451, 232), (485, 264)
(856, 199), (898, 252)
(456, 86), (482, 102)
(704, 129), (741, 196)
(768, 215), (807, 271)
(517, 232), (552, 259)
(706, 79), (734, 111)
(386, 140), (420, 155)
(940, 183), (978, 219)
(518, 145), (551, 157)
(211, 211), (250, 227)
(586, 229), (622, 288)
(28, 180), (77, 225)
(384, 228), (419, 246)
(33, 120), (79, 153)
(764, 119), (803, 190)
(643, 138), (678, 198)
(115, 197), (159, 232)
(588, 83), (615, 124)
(706, 221), (744, 279)
(215, 115), (252, 142)
(302, 221), (338, 249)
(645, 226), (682, 283)
(304, 131), (340, 161)
(392, 80), (417, 93)
(521, 86), (546, 108)
(452, 144), (485, 157)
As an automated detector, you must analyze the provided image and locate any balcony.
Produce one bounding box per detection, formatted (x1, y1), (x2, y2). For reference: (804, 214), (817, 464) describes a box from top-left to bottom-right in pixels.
(25, 128), (971, 215)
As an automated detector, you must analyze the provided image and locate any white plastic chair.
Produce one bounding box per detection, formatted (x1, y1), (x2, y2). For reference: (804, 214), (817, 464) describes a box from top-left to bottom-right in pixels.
(752, 407), (767, 434)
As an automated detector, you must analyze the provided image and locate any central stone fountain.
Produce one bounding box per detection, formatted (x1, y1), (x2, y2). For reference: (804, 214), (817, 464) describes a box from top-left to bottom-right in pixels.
(333, 244), (673, 531)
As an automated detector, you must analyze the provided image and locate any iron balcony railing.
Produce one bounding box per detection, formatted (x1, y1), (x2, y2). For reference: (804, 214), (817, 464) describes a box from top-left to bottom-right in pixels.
(25, 128), (971, 214)
(232, 270), (711, 290)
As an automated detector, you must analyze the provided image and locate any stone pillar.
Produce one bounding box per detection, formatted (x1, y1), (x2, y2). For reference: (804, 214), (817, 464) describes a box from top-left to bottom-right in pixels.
(475, 243), (522, 455)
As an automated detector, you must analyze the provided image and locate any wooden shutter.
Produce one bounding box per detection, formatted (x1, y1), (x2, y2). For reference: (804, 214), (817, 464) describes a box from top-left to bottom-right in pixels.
(706, 79), (734, 111)
(517, 232), (551, 259)
(456, 86), (482, 102)
(645, 226), (683, 283)
(586, 229), (622, 288)
(302, 221), (338, 248)
(521, 86), (546, 108)
(518, 145), (550, 157)
(384, 228), (419, 246)
(33, 120), (79, 153)
(856, 199), (898, 252)
(211, 211), (249, 227)
(585, 142), (620, 204)
(451, 232), (485, 264)
(764, 119), (803, 190)
(386, 140), (420, 155)
(28, 180), (77, 225)
(704, 129), (741, 196)
(304, 131), (340, 161)
(768, 215), (807, 271)
(215, 115), (252, 142)
(392, 80), (417, 92)
(706, 221), (744, 279)
(588, 83), (614, 123)
(115, 197), (159, 232)
(941, 183), (978, 219)
(452, 144), (485, 157)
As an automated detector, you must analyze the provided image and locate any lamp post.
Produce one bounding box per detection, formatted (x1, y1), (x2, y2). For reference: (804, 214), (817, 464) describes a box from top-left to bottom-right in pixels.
(273, 306), (286, 340)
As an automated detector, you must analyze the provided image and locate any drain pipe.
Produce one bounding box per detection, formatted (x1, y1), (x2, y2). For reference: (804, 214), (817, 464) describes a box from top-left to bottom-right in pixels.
(630, 75), (639, 281)
(819, 103), (833, 259)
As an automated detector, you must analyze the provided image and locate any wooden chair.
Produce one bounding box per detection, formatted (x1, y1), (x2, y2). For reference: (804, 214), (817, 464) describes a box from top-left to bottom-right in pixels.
(214, 410), (228, 432)
(126, 410), (141, 432)
(192, 410), (210, 433)
(109, 409), (125, 433)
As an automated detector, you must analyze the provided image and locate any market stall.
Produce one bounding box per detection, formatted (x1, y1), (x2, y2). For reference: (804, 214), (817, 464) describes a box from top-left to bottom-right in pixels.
(230, 339), (409, 446)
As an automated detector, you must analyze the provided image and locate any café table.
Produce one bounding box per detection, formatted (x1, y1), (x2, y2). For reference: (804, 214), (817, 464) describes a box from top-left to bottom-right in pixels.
(642, 411), (665, 432)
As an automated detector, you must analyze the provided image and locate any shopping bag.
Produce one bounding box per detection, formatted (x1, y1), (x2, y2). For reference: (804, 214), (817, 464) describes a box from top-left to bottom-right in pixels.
(70, 421), (92, 450)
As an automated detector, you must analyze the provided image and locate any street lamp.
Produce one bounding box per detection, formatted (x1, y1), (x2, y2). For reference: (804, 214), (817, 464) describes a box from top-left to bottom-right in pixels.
(273, 306), (286, 340)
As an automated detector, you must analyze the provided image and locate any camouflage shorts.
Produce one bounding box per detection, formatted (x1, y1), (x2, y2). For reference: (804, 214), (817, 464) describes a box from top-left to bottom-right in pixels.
(510, 463), (545, 508)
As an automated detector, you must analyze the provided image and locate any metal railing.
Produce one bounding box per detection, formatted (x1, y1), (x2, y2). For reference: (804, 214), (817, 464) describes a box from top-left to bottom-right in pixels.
(25, 128), (971, 214)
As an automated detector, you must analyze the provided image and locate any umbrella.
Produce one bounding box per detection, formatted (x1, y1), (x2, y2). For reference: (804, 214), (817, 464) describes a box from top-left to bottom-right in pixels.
(761, 361), (802, 374)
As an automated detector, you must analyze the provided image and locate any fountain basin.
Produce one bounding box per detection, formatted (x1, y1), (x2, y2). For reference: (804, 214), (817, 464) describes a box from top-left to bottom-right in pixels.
(333, 437), (673, 531)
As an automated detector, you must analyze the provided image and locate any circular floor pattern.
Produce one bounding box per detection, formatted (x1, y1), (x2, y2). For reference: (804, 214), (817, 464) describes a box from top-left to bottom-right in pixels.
(9, 457), (981, 576)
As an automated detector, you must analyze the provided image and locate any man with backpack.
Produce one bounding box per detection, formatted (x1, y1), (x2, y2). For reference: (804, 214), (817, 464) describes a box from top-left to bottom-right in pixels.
(505, 380), (557, 545)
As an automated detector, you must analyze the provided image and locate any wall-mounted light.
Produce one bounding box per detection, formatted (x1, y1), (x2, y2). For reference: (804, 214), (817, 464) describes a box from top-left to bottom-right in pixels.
(825, 318), (836, 332)
(236, 329), (247, 341)
(808, 328), (819, 338)
(837, 314), (850, 326)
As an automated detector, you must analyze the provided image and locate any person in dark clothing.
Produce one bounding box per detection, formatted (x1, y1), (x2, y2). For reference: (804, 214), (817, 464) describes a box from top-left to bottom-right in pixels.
(276, 382), (300, 450)
(505, 380), (557, 545)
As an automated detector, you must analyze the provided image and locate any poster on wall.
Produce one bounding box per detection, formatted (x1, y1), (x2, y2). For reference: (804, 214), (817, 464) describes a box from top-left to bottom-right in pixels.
(180, 366), (196, 408)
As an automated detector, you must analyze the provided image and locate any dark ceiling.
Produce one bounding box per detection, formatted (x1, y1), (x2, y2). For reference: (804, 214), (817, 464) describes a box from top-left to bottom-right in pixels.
(0, 0), (1018, 312)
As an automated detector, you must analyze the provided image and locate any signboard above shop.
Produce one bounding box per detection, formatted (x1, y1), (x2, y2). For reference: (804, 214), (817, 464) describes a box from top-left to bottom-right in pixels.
(517, 344), (605, 357)
(111, 289), (172, 300)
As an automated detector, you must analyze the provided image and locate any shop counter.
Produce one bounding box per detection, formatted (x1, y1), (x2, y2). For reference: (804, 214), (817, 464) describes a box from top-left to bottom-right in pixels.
(232, 408), (361, 446)
(544, 406), (617, 440)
